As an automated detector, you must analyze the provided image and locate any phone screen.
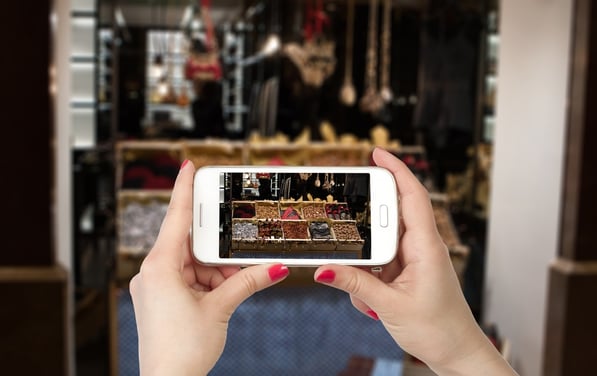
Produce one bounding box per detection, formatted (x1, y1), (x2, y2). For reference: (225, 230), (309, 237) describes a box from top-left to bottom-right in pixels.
(217, 171), (372, 260)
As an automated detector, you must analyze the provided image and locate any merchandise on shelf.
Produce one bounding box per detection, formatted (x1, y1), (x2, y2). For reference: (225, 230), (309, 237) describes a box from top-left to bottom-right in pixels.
(119, 199), (168, 254)
(122, 156), (178, 189)
(302, 202), (327, 219)
(232, 221), (258, 239)
(281, 220), (309, 240)
(232, 202), (256, 219)
(332, 222), (361, 241)
(227, 198), (364, 256)
(117, 142), (182, 190)
(254, 201), (280, 219)
(325, 203), (352, 220)
(309, 221), (333, 240)
(280, 204), (302, 220)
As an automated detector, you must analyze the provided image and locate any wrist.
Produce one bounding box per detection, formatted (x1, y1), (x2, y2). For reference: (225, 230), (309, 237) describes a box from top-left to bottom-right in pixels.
(140, 357), (211, 376)
(428, 325), (516, 376)
(142, 365), (209, 376)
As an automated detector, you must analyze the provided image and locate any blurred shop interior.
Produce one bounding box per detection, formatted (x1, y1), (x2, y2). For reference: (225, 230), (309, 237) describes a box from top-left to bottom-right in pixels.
(75, 0), (500, 374)
(2, 0), (596, 375)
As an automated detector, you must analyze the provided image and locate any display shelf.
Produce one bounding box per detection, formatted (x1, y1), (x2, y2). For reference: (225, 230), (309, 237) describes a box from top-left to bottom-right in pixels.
(115, 141), (181, 274)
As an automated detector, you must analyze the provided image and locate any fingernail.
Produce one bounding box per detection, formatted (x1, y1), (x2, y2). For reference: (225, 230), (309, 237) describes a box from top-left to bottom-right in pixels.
(180, 159), (190, 170)
(268, 264), (289, 282)
(315, 269), (336, 283)
(366, 310), (379, 321)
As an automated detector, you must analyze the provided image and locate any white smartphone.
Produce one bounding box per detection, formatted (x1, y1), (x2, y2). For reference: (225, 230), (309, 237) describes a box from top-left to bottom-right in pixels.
(192, 166), (399, 267)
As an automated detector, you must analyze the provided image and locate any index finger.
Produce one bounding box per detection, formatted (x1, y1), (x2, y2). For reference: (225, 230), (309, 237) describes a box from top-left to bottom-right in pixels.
(150, 159), (195, 270)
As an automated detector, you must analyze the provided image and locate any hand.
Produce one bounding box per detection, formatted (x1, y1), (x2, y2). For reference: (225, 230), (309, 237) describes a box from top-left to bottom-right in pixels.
(129, 160), (290, 376)
(314, 148), (517, 375)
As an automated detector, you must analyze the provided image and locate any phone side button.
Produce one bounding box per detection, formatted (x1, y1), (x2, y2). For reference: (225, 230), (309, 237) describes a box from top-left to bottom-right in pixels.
(380, 205), (389, 228)
(198, 203), (203, 227)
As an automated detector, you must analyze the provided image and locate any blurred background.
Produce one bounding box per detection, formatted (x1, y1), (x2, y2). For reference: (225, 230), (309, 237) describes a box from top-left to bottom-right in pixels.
(1, 0), (596, 375)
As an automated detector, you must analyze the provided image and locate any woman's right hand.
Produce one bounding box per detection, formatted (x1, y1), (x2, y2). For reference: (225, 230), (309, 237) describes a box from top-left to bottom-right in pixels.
(314, 148), (517, 375)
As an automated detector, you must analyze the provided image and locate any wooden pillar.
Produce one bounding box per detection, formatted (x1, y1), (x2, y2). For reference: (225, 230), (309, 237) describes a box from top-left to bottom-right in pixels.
(0, 267), (68, 375)
(0, 1), (69, 375)
(543, 0), (597, 374)
(1, 0), (52, 267)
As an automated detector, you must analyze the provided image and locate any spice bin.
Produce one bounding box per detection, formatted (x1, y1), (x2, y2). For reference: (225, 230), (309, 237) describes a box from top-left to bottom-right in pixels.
(332, 221), (364, 253)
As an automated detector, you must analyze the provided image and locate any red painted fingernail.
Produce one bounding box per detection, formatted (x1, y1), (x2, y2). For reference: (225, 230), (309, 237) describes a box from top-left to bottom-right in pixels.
(366, 310), (379, 321)
(268, 264), (289, 282)
(315, 269), (336, 283)
(180, 159), (190, 169)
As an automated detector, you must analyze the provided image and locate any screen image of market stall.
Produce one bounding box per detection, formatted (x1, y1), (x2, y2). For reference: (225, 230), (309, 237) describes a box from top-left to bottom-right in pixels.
(218, 172), (371, 259)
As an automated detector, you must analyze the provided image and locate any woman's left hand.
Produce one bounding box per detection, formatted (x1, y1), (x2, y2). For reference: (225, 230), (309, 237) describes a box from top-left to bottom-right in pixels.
(130, 160), (290, 375)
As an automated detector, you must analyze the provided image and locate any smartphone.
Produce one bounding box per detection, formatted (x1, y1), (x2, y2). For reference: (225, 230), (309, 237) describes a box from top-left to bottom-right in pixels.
(192, 166), (398, 267)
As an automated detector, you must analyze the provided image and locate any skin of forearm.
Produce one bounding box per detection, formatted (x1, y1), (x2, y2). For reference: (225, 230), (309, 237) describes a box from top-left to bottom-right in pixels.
(428, 326), (518, 376)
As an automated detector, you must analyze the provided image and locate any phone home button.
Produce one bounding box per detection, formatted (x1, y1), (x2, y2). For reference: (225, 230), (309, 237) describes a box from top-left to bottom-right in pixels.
(380, 205), (389, 228)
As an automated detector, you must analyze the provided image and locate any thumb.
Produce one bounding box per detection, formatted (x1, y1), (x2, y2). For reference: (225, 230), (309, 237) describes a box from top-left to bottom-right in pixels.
(314, 265), (397, 316)
(208, 264), (289, 315)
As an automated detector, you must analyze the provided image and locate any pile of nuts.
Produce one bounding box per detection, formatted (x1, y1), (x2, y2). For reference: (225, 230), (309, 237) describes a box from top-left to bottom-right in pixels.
(332, 222), (361, 240)
(255, 203), (280, 219)
(281, 221), (309, 239)
(302, 204), (326, 219)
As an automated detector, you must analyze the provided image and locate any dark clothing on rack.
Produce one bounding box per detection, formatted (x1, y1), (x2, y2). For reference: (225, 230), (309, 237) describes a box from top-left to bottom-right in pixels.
(414, 29), (476, 138)
(247, 78), (280, 137)
(190, 80), (226, 139)
(413, 10), (480, 190)
(343, 173), (369, 219)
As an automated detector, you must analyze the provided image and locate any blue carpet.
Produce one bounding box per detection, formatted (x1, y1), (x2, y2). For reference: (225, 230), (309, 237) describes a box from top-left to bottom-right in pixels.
(118, 285), (403, 375)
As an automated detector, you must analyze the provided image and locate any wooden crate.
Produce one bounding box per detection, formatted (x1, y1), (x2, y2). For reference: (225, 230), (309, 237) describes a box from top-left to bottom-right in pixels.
(115, 140), (183, 190)
(117, 190), (171, 256)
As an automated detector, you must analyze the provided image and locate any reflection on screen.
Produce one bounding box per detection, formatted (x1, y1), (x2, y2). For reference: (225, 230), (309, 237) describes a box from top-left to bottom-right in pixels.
(218, 172), (371, 259)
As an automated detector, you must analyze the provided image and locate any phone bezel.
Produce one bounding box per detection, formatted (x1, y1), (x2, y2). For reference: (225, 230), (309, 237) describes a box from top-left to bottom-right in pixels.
(192, 166), (399, 267)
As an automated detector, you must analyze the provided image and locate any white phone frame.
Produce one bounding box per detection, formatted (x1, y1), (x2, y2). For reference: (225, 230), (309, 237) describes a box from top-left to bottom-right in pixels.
(192, 165), (399, 267)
